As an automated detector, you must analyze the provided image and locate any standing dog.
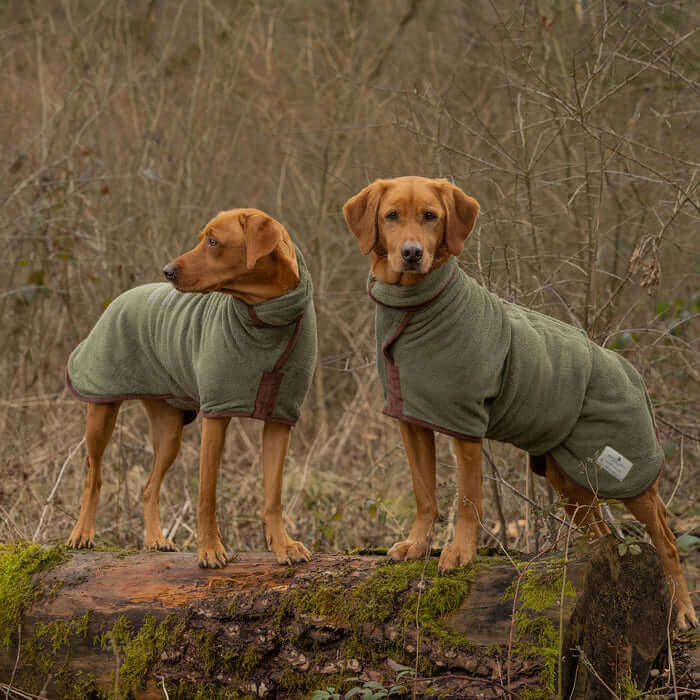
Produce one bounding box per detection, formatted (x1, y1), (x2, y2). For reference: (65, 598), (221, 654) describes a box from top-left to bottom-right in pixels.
(66, 208), (316, 568)
(343, 176), (696, 630)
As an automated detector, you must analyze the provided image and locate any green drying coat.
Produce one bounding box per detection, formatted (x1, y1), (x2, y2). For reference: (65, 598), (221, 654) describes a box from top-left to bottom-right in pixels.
(67, 248), (317, 426)
(369, 257), (663, 499)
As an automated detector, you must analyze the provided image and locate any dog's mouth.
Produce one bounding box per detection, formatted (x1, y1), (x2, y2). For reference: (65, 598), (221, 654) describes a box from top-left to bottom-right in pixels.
(172, 280), (219, 294)
(394, 255), (433, 275)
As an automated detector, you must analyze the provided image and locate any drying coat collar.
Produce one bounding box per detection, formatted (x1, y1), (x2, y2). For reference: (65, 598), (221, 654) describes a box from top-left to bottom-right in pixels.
(245, 246), (311, 327)
(367, 256), (458, 310)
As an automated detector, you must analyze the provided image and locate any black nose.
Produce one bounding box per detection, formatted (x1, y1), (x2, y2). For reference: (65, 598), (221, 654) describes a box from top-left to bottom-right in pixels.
(401, 243), (423, 265)
(162, 263), (177, 282)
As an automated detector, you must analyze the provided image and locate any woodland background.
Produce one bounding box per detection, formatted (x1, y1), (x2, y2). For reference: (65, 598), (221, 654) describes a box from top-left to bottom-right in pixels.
(0, 0), (697, 590)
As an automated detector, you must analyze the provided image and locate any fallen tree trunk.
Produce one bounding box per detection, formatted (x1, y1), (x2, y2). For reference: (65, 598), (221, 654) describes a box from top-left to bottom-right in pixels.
(0, 537), (671, 698)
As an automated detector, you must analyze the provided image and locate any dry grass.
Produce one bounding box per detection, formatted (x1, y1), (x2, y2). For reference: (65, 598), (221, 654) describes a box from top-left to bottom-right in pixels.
(0, 1), (697, 582)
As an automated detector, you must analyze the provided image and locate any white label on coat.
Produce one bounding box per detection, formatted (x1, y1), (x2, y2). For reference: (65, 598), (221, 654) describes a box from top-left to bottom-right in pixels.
(596, 446), (633, 481)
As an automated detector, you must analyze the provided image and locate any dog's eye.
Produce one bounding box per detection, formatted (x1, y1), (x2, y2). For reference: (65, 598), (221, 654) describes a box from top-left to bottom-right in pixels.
(207, 238), (218, 248)
(424, 210), (436, 221)
(385, 210), (399, 220)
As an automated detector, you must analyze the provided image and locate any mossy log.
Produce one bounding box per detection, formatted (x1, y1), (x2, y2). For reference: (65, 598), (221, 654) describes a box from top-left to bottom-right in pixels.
(0, 538), (670, 699)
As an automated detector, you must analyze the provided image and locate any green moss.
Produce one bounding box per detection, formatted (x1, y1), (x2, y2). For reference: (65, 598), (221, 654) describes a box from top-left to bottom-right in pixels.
(15, 611), (102, 697)
(516, 612), (559, 700)
(295, 558), (476, 648)
(54, 666), (106, 700)
(34, 611), (91, 654)
(227, 593), (240, 617)
(618, 670), (643, 699)
(502, 563), (577, 699)
(400, 566), (474, 649)
(279, 669), (354, 696)
(101, 613), (181, 699)
(193, 629), (218, 674)
(503, 562), (576, 613)
(93, 545), (140, 558)
(167, 681), (253, 699)
(0, 541), (67, 648)
(241, 645), (260, 675)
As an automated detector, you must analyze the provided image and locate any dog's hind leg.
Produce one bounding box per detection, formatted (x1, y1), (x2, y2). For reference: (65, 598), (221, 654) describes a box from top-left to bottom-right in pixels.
(141, 399), (184, 551)
(67, 401), (121, 548)
(545, 455), (610, 538)
(625, 484), (697, 630)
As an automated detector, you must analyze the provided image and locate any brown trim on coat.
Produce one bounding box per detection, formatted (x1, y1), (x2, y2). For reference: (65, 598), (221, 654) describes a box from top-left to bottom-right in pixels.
(377, 308), (482, 443)
(252, 371), (284, 419)
(382, 408), (483, 442)
(380, 311), (413, 416)
(66, 367), (196, 406)
(273, 317), (303, 372)
(248, 305), (275, 327)
(250, 316), (304, 420)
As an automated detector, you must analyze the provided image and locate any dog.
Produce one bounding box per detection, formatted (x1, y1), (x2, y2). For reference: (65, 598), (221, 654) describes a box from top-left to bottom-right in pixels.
(343, 176), (696, 630)
(65, 208), (316, 568)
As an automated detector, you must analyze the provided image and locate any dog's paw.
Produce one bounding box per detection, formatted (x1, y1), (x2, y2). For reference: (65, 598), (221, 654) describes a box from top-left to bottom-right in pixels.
(147, 537), (179, 552)
(197, 540), (228, 569)
(273, 538), (312, 566)
(438, 542), (476, 572)
(676, 605), (698, 631)
(66, 527), (95, 549)
(387, 538), (429, 561)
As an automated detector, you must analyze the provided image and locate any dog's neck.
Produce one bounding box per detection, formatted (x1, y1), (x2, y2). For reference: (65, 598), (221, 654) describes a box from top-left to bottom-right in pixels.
(222, 237), (300, 305)
(370, 246), (451, 286)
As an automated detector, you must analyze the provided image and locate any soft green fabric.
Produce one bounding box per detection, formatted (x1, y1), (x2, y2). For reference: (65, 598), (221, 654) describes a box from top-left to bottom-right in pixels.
(369, 258), (663, 499)
(68, 248), (317, 425)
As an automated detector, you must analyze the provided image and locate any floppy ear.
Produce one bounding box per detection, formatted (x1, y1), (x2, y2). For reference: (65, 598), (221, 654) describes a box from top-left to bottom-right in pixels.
(437, 180), (480, 257)
(342, 181), (386, 255)
(242, 213), (285, 269)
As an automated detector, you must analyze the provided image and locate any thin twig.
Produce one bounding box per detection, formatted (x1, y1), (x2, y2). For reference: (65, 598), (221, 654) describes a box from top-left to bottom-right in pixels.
(667, 578), (679, 700)
(6, 624), (21, 700)
(576, 647), (621, 699)
(665, 435), (684, 510)
(559, 507), (578, 700)
(33, 437), (85, 542)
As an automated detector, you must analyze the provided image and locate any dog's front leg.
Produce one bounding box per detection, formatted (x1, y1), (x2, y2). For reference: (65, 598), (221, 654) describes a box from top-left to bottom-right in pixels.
(260, 422), (311, 565)
(262, 421), (311, 565)
(439, 438), (483, 572)
(388, 420), (437, 561)
(197, 416), (230, 568)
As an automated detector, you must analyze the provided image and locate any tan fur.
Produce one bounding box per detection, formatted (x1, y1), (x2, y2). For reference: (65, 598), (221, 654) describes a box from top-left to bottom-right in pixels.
(67, 209), (310, 568)
(345, 176), (696, 630)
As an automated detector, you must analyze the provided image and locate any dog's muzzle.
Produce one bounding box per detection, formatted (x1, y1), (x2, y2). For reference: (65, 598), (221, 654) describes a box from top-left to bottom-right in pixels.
(401, 242), (423, 269)
(162, 264), (177, 282)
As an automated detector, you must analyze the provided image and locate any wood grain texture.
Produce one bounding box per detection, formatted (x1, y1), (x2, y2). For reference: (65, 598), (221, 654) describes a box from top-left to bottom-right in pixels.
(0, 540), (671, 698)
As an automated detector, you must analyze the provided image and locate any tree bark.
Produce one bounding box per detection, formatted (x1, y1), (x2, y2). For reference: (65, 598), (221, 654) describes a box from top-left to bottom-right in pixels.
(0, 538), (671, 699)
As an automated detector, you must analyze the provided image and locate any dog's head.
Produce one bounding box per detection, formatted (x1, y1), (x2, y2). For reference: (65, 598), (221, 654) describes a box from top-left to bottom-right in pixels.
(163, 208), (298, 300)
(343, 176), (479, 283)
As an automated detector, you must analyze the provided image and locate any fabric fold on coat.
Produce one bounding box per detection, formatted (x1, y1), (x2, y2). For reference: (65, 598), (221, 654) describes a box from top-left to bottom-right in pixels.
(67, 247), (317, 426)
(368, 258), (663, 499)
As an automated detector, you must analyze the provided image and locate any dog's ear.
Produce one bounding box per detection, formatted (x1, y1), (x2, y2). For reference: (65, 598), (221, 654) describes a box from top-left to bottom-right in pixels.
(343, 181), (387, 255)
(242, 213), (285, 269)
(436, 180), (480, 257)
